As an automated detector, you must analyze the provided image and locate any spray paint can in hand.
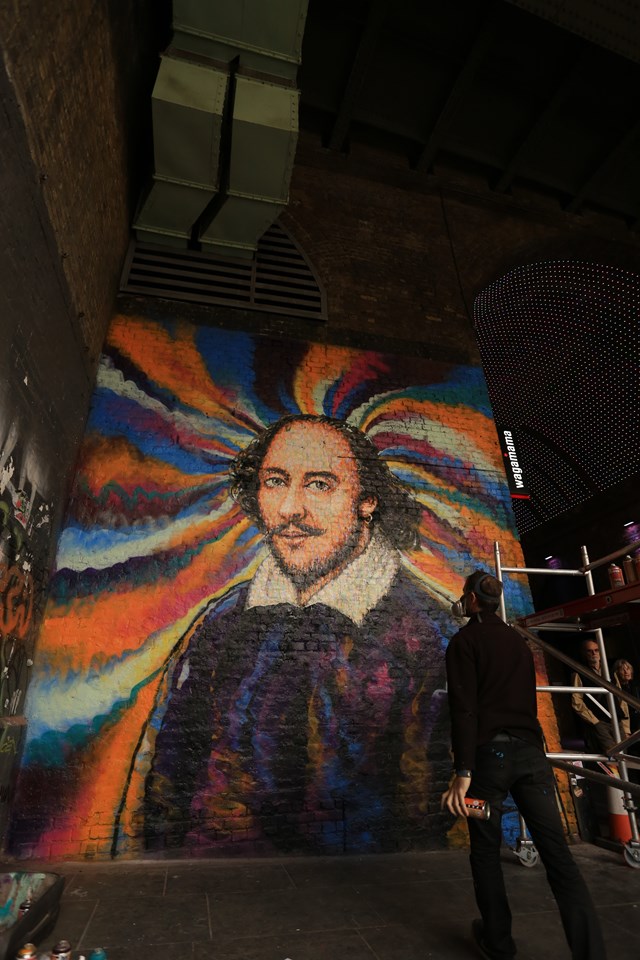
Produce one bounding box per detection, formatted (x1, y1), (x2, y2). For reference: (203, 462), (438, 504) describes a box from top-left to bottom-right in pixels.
(464, 797), (491, 820)
(608, 563), (625, 588)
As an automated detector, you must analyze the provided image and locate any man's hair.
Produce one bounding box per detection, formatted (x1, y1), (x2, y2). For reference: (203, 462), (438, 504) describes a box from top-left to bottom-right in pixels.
(578, 638), (600, 664)
(464, 570), (503, 612)
(580, 639), (599, 651)
(229, 414), (422, 550)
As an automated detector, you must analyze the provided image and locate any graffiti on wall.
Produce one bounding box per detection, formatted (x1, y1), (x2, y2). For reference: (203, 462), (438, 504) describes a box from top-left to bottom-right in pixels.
(0, 415), (51, 709)
(0, 409), (52, 841)
(11, 312), (533, 859)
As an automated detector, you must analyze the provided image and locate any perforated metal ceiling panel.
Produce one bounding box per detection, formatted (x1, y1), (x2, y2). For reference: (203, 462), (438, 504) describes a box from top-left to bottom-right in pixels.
(474, 261), (640, 533)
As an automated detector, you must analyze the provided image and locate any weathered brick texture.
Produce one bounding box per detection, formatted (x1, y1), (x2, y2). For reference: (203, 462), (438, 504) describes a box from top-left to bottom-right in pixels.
(0, 0), (163, 360)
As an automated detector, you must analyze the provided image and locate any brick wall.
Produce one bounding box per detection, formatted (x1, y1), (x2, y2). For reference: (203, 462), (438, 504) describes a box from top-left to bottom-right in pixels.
(284, 134), (640, 359)
(9, 307), (545, 859)
(8, 3), (640, 853)
(0, 0), (165, 359)
(284, 167), (470, 356)
(0, 58), (91, 846)
(0, 0), (164, 848)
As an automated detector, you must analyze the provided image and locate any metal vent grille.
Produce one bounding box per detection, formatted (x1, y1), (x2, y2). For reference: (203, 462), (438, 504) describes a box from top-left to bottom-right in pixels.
(120, 223), (327, 321)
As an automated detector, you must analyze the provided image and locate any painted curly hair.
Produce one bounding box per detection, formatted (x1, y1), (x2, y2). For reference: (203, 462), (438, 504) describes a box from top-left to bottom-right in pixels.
(229, 414), (422, 550)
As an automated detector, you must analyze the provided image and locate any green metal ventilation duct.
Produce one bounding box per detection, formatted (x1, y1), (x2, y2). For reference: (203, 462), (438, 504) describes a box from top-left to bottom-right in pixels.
(134, 0), (308, 258)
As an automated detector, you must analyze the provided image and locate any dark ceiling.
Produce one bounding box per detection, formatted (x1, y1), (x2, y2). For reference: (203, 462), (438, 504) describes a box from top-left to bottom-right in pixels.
(293, 0), (640, 539)
(298, 0), (640, 226)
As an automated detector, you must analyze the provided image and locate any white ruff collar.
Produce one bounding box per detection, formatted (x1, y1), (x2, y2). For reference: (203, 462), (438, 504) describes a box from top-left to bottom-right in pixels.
(245, 530), (400, 627)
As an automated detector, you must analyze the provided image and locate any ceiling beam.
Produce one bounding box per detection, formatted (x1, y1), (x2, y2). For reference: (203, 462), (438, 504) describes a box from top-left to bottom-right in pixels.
(494, 53), (588, 194)
(565, 119), (640, 214)
(328, 0), (388, 152)
(415, 8), (498, 174)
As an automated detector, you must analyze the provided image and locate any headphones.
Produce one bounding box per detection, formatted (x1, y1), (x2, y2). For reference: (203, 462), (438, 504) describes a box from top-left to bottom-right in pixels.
(451, 570), (503, 618)
(466, 570), (503, 603)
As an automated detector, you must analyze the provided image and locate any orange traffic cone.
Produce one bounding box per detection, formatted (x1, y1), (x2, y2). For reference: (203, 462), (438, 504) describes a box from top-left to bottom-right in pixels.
(607, 783), (632, 842)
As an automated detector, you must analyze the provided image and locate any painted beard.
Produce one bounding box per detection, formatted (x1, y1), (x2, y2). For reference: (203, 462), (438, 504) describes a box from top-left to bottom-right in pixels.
(265, 518), (366, 592)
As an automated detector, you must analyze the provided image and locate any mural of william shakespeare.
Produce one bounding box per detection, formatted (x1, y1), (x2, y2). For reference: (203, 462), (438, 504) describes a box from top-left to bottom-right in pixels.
(144, 414), (450, 853)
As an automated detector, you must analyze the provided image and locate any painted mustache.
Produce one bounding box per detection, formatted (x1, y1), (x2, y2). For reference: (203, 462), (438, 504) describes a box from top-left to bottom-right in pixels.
(267, 522), (324, 538)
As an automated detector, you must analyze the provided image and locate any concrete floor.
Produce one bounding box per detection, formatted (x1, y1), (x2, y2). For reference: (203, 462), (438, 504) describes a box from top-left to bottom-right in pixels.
(4, 842), (639, 960)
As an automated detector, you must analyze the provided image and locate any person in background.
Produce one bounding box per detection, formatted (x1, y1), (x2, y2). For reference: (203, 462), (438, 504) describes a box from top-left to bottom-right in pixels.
(613, 659), (640, 781)
(442, 570), (606, 960)
(612, 659), (640, 718)
(571, 640), (629, 755)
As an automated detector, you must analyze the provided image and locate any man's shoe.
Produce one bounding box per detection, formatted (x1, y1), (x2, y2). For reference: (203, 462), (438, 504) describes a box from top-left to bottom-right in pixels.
(471, 919), (515, 960)
(471, 920), (494, 960)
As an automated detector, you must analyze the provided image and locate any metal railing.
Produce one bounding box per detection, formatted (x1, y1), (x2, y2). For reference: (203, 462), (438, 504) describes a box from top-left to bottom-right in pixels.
(494, 538), (640, 865)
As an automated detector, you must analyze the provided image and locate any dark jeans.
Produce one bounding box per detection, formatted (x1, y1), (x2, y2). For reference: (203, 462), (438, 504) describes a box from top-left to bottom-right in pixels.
(468, 737), (606, 960)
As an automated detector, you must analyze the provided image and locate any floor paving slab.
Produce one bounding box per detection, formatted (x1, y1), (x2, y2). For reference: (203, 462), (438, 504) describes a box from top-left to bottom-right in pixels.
(2, 840), (639, 959)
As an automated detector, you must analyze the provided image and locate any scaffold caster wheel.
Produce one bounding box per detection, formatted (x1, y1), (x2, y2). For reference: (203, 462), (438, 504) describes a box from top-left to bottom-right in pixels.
(623, 843), (640, 869)
(515, 843), (539, 868)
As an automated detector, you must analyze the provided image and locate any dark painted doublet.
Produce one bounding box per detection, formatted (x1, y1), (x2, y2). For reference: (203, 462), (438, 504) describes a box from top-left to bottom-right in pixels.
(144, 565), (450, 853)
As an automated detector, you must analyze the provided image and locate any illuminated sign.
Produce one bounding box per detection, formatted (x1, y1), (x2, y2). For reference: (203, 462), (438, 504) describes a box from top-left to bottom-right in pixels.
(498, 428), (530, 499)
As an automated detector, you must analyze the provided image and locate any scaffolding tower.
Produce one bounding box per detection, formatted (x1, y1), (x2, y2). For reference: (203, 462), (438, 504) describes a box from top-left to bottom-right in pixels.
(493, 537), (640, 869)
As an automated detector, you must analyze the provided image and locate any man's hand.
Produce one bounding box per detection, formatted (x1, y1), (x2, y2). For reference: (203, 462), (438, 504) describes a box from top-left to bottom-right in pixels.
(441, 775), (472, 817)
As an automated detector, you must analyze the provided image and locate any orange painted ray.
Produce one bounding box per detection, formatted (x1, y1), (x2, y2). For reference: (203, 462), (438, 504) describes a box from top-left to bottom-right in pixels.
(40, 521), (258, 670)
(108, 315), (254, 427)
(362, 401), (503, 467)
(78, 435), (215, 496)
(437, 510), (522, 551)
(291, 344), (391, 416)
(36, 676), (163, 857)
(291, 343), (348, 413)
(407, 472), (520, 543)
(417, 508), (463, 550)
(408, 552), (462, 596)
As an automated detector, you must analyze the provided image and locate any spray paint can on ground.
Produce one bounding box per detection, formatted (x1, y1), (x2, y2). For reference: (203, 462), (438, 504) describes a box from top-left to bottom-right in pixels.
(16, 945), (38, 960)
(51, 941), (72, 960)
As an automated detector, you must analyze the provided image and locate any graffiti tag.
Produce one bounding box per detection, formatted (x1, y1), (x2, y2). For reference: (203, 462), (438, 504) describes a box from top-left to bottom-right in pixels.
(0, 563), (34, 640)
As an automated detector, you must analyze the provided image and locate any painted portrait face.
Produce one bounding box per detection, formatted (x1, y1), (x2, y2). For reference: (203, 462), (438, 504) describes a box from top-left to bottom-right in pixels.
(257, 420), (377, 588)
